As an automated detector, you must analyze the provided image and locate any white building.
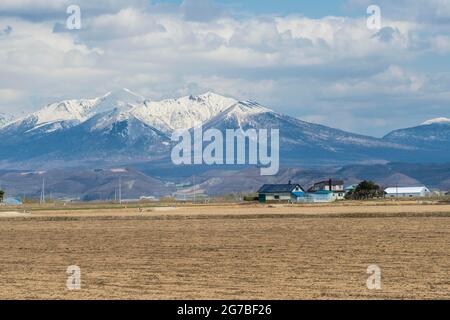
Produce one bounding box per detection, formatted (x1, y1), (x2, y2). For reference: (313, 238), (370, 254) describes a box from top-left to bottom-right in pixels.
(384, 186), (431, 198)
(309, 179), (345, 200)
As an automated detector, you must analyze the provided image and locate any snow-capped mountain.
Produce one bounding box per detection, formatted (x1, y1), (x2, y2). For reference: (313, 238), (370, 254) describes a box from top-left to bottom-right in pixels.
(92, 88), (145, 115)
(0, 113), (14, 128)
(1, 88), (146, 137)
(421, 117), (450, 125)
(0, 89), (236, 136)
(0, 90), (449, 169)
(383, 118), (450, 150)
(203, 101), (414, 165)
(0, 90), (237, 166)
(132, 92), (237, 133)
(2, 98), (98, 135)
(203, 101), (272, 128)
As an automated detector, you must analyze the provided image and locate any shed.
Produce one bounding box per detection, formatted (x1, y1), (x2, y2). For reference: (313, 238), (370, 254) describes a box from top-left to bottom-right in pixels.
(3, 197), (23, 205)
(384, 186), (431, 198)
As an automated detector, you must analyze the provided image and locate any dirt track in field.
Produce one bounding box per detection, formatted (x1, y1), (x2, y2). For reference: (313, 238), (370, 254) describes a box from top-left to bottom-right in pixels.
(0, 204), (449, 299)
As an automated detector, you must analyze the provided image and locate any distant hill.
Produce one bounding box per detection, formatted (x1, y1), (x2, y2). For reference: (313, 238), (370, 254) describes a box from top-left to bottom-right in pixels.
(0, 168), (174, 201)
(1, 162), (448, 200)
(335, 162), (450, 190)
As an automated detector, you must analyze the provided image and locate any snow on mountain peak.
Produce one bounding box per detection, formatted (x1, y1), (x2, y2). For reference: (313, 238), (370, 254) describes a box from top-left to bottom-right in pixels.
(220, 101), (273, 123)
(231, 100), (272, 114)
(0, 113), (14, 128)
(94, 88), (145, 114)
(202, 100), (275, 129)
(8, 98), (98, 132)
(89, 107), (137, 132)
(132, 92), (237, 132)
(5, 90), (241, 135)
(3, 88), (144, 133)
(101, 88), (145, 101)
(421, 117), (450, 125)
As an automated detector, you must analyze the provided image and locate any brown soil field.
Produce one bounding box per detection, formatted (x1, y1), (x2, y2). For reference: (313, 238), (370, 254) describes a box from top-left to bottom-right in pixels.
(0, 203), (449, 299)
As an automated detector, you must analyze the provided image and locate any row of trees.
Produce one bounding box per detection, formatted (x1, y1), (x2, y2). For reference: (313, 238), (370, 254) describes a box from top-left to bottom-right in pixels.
(345, 180), (385, 200)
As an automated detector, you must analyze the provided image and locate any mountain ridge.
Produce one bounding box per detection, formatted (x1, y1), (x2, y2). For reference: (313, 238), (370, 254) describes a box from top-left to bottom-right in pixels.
(383, 119), (450, 150)
(1, 89), (449, 169)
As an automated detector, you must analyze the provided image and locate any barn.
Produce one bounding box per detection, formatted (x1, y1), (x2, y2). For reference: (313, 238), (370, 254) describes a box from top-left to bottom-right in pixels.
(384, 186), (431, 198)
(258, 183), (305, 203)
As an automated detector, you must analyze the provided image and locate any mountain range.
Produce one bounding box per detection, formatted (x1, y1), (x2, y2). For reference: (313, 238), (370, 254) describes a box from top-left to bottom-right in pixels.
(0, 89), (449, 170)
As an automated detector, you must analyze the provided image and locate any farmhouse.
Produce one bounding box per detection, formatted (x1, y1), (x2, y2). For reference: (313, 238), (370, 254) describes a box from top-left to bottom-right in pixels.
(384, 186), (431, 198)
(308, 179), (345, 201)
(258, 183), (305, 203)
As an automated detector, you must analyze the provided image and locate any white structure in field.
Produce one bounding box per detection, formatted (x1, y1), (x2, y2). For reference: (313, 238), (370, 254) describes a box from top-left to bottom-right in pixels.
(384, 186), (431, 198)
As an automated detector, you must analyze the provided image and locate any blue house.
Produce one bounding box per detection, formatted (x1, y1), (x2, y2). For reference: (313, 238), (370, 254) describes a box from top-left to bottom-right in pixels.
(308, 179), (345, 201)
(296, 190), (335, 203)
(258, 183), (305, 203)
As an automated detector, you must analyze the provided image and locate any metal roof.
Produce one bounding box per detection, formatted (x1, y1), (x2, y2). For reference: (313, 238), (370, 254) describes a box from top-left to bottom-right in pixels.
(258, 184), (304, 194)
(385, 187), (429, 194)
(313, 190), (334, 195)
(314, 179), (344, 186)
(3, 197), (23, 205)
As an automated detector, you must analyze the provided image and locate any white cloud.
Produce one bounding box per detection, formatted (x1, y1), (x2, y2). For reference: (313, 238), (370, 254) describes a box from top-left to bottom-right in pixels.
(81, 7), (166, 41)
(0, 0), (449, 136)
(430, 35), (450, 53)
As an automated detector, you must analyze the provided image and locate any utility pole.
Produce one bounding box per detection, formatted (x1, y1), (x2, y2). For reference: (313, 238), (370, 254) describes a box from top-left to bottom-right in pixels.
(40, 178), (45, 204)
(119, 177), (122, 205)
(193, 175), (196, 204)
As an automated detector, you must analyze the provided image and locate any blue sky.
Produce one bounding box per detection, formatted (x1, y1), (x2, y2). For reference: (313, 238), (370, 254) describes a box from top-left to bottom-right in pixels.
(154, 0), (348, 17)
(0, 0), (449, 136)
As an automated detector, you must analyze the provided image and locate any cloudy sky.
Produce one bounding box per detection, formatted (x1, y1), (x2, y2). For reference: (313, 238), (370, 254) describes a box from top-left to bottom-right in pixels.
(0, 0), (449, 136)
